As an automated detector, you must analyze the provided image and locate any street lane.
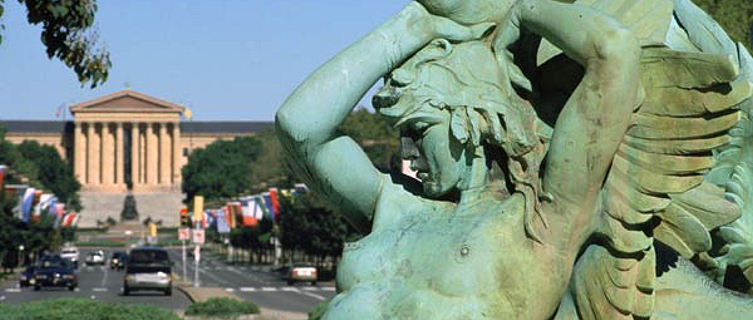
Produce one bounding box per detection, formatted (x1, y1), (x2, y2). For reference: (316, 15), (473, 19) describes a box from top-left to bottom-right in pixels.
(0, 248), (192, 311)
(166, 248), (336, 313)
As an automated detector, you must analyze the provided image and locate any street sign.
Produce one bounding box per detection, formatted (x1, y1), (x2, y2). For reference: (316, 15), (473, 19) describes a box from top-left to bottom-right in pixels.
(192, 228), (205, 244)
(178, 227), (190, 241)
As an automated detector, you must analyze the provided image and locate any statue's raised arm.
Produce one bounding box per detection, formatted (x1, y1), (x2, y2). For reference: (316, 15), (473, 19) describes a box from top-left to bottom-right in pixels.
(275, 2), (491, 232)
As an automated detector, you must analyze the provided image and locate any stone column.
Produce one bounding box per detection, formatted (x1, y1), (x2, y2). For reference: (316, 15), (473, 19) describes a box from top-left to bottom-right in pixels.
(102, 123), (114, 186)
(87, 122), (101, 185)
(159, 123), (170, 185)
(140, 125), (147, 184)
(74, 122), (85, 183)
(146, 123), (158, 185)
(171, 122), (181, 185)
(115, 123), (124, 186)
(131, 123), (140, 186)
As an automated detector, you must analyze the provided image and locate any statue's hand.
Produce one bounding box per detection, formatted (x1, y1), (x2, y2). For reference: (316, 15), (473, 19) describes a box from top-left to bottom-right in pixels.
(405, 2), (495, 43)
(418, 0), (516, 25)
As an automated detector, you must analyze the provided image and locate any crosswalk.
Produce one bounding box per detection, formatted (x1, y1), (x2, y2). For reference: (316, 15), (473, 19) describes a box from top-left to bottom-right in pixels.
(5, 286), (334, 294)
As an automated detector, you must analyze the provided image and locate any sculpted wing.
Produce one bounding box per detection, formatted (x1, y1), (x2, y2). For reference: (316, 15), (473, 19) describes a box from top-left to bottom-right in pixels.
(551, 0), (752, 319)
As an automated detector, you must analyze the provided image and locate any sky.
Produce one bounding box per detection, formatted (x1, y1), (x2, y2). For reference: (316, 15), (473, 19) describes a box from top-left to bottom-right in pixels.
(0, 1), (407, 121)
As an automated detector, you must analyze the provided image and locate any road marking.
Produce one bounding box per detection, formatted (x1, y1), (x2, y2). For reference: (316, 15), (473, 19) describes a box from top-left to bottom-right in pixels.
(74, 288), (80, 292)
(225, 288), (235, 292)
(321, 287), (336, 291)
(92, 288), (108, 292)
(281, 287), (298, 292)
(302, 286), (318, 291)
(5, 288), (20, 293)
(261, 287), (277, 292)
(0, 295), (5, 300)
(298, 290), (326, 301)
(239, 287), (256, 292)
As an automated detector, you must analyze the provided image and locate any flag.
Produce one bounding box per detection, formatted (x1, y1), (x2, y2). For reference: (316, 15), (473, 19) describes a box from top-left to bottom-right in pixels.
(45, 197), (58, 217)
(252, 198), (264, 220)
(0, 165), (7, 189)
(21, 188), (35, 222)
(184, 107), (193, 120)
(53, 204), (65, 229)
(193, 196), (204, 224)
(62, 213), (78, 227)
(262, 193), (275, 221)
(240, 199), (258, 226)
(269, 188), (281, 220)
(205, 210), (216, 229)
(225, 204), (236, 229)
(217, 208), (230, 233)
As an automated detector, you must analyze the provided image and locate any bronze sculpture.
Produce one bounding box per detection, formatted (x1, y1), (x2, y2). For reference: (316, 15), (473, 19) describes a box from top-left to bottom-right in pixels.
(277, 0), (753, 318)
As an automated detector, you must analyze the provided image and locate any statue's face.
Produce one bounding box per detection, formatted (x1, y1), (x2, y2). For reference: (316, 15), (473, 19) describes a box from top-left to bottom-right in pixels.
(401, 117), (466, 198)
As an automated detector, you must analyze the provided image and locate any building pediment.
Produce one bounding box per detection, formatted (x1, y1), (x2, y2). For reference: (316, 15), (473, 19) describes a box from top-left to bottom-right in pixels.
(70, 90), (184, 114)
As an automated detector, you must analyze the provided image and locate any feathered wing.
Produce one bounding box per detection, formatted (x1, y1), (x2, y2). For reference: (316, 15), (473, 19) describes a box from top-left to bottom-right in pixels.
(554, 0), (751, 319)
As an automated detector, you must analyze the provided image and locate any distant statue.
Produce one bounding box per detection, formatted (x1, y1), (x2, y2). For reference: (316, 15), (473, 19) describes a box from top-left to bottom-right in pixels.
(277, 0), (753, 319)
(120, 193), (139, 221)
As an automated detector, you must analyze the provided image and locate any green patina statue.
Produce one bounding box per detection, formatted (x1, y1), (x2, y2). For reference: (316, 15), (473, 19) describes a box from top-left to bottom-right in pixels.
(277, 0), (753, 318)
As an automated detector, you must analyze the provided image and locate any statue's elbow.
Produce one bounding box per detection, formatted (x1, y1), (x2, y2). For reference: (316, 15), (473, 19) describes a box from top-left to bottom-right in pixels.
(595, 27), (640, 65)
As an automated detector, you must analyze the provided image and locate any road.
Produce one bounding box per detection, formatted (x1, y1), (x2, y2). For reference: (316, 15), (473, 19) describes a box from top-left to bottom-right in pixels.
(166, 247), (336, 313)
(0, 248), (336, 314)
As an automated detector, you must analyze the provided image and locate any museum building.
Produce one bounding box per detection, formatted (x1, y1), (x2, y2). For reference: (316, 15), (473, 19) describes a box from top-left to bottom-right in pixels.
(1, 90), (274, 227)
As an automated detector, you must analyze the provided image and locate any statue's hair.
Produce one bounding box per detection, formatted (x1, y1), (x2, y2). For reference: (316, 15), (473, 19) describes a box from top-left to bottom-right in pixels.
(375, 39), (551, 241)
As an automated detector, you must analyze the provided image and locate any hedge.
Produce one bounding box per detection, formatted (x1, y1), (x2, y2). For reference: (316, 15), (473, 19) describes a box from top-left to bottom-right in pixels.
(0, 298), (179, 320)
(184, 297), (260, 318)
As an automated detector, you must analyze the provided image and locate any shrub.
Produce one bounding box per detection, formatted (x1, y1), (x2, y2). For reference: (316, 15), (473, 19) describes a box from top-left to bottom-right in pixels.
(308, 299), (331, 320)
(185, 297), (260, 318)
(0, 298), (179, 320)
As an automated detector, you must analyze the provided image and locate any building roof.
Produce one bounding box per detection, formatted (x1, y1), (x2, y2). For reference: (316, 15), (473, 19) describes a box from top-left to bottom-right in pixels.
(0, 120), (73, 134)
(70, 90), (185, 114)
(180, 121), (274, 134)
(0, 120), (275, 135)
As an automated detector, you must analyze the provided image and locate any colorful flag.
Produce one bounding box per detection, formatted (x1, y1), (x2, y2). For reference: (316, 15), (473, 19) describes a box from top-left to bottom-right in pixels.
(53, 204), (65, 229)
(21, 188), (35, 222)
(217, 208), (230, 233)
(62, 213), (78, 227)
(46, 197), (58, 217)
(252, 198), (264, 220)
(269, 188), (281, 220)
(225, 205), (236, 229)
(262, 193), (275, 221)
(0, 165), (7, 189)
(205, 210), (217, 229)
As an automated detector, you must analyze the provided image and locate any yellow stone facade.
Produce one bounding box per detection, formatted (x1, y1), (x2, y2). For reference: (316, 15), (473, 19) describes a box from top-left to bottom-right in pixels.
(2, 90), (273, 226)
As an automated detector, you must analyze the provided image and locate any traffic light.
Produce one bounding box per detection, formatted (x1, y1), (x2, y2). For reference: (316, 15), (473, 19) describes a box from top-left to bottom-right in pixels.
(180, 205), (190, 227)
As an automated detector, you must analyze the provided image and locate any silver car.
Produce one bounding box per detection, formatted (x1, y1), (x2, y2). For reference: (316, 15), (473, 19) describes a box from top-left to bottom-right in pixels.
(123, 247), (172, 296)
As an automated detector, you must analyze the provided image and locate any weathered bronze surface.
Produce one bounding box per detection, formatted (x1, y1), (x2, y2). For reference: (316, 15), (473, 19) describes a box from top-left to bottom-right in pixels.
(277, 0), (753, 318)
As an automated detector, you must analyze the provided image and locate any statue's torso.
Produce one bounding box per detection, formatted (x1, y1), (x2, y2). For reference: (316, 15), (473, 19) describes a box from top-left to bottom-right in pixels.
(323, 182), (543, 319)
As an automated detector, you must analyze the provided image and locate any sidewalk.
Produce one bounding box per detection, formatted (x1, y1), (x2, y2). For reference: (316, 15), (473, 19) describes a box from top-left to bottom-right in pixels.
(176, 283), (308, 320)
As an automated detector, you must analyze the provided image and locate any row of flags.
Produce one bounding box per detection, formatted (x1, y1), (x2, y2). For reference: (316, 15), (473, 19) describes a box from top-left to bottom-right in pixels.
(1, 164), (78, 228)
(194, 185), (307, 234)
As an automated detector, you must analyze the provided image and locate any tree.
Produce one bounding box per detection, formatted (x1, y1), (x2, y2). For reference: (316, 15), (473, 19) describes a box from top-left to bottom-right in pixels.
(338, 107), (401, 172)
(17, 140), (82, 211)
(181, 137), (263, 203)
(0, 0), (111, 88)
(692, 0), (753, 51)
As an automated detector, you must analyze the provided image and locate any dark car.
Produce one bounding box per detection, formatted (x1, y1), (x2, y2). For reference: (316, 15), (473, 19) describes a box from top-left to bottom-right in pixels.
(110, 251), (127, 270)
(32, 255), (77, 291)
(19, 266), (36, 288)
(123, 247), (172, 296)
(281, 262), (318, 285)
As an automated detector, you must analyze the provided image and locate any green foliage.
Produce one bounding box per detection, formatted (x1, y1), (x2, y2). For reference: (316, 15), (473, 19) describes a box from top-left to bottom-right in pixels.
(692, 0), (753, 51)
(181, 137), (262, 203)
(184, 297), (260, 317)
(17, 140), (82, 211)
(0, 298), (179, 320)
(0, 0), (111, 88)
(279, 193), (362, 259)
(338, 107), (401, 172)
(308, 299), (331, 320)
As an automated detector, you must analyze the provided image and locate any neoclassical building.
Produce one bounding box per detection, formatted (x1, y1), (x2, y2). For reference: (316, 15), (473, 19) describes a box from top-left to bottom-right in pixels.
(2, 90), (274, 227)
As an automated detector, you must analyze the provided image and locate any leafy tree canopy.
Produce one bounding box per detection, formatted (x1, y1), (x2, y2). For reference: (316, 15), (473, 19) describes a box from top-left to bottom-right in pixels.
(17, 140), (82, 211)
(0, 0), (111, 88)
(181, 136), (262, 203)
(692, 0), (752, 50)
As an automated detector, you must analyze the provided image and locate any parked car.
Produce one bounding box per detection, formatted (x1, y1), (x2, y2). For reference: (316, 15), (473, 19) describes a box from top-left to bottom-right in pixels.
(110, 251), (127, 270)
(282, 263), (318, 285)
(19, 265), (36, 288)
(123, 247), (172, 296)
(60, 247), (80, 269)
(85, 250), (106, 266)
(32, 255), (77, 291)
